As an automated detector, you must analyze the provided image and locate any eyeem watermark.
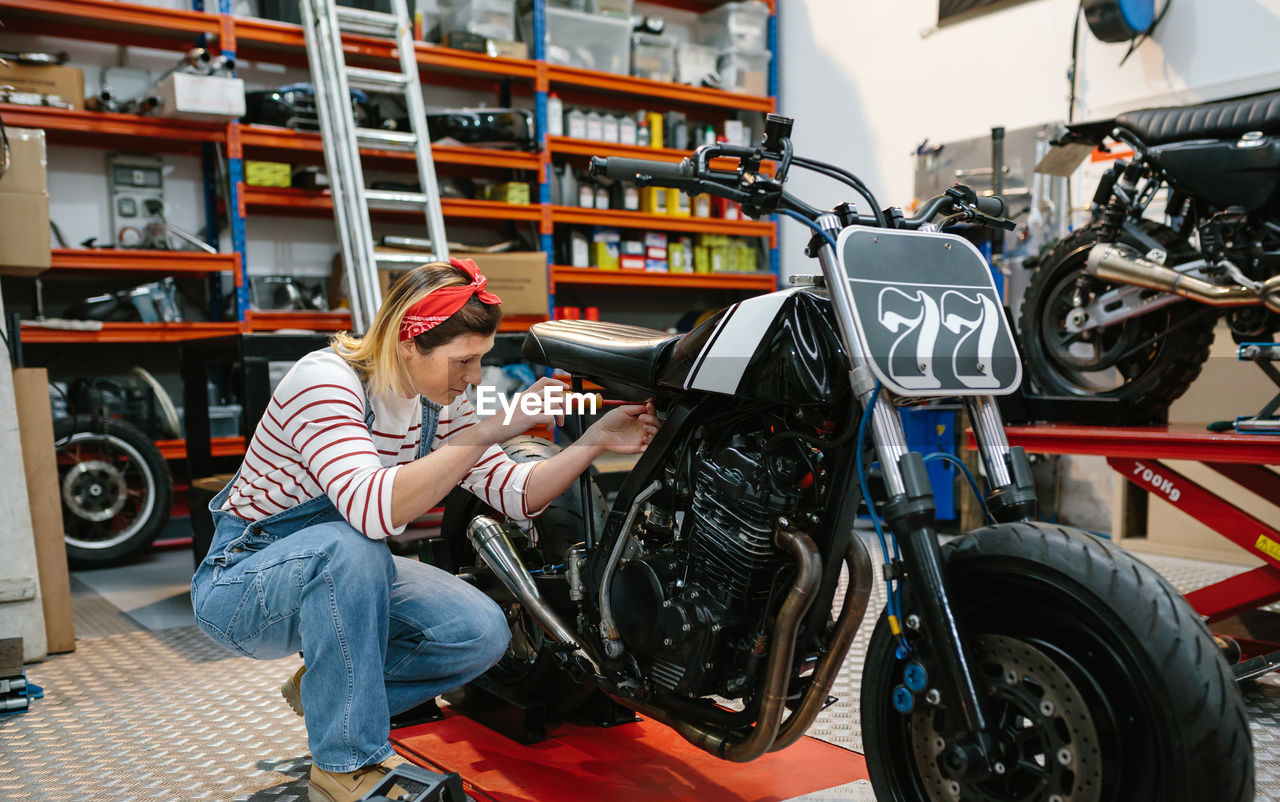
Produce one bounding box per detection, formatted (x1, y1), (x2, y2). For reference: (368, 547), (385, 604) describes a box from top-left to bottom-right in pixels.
(474, 384), (597, 425)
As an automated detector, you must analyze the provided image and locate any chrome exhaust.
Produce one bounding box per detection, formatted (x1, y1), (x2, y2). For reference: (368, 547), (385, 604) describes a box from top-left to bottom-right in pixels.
(466, 516), (602, 672)
(1087, 243), (1259, 307)
(615, 523), (826, 762)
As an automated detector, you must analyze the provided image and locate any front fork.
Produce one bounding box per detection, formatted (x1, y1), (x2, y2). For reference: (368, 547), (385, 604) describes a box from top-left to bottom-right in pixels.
(815, 216), (1038, 781)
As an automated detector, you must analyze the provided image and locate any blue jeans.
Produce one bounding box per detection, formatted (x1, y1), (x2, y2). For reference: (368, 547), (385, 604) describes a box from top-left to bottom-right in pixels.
(190, 486), (509, 773)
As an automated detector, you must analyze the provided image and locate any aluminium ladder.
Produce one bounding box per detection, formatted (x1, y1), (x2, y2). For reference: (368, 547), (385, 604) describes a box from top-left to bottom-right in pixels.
(299, 0), (450, 332)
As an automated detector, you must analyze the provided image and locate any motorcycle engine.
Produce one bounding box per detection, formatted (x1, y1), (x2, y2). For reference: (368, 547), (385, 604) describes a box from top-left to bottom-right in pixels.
(609, 428), (811, 699)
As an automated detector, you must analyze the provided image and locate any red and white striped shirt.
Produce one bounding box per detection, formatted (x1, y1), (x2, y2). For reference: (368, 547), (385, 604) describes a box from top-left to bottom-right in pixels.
(221, 349), (538, 539)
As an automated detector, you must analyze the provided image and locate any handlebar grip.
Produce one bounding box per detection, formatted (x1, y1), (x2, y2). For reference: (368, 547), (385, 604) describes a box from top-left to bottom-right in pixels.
(589, 156), (693, 183)
(974, 194), (1006, 217)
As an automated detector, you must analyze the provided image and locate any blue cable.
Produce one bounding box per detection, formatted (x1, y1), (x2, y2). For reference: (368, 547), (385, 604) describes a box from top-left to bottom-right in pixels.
(856, 382), (909, 651)
(922, 452), (993, 524)
(779, 208), (839, 253)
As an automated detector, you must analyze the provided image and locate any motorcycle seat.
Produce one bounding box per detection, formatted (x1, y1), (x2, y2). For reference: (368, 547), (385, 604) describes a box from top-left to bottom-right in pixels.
(1117, 89), (1280, 146)
(522, 320), (681, 395)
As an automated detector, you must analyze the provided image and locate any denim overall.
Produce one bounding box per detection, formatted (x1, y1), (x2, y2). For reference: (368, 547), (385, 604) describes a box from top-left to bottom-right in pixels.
(190, 384), (509, 774)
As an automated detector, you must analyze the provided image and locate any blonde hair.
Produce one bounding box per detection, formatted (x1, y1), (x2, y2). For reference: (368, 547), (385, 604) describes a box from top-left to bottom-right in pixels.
(331, 261), (502, 399)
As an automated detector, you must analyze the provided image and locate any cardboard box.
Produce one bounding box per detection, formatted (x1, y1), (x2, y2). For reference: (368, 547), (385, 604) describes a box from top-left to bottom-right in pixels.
(0, 128), (48, 194)
(0, 191), (52, 276)
(154, 73), (246, 120)
(12, 369), (75, 654)
(0, 63), (84, 109)
(378, 251), (549, 317)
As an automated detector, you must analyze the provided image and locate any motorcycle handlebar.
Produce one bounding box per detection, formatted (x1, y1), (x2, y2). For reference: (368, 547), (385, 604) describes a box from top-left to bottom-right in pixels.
(973, 194), (1006, 217)
(588, 154), (1012, 231)
(589, 156), (693, 183)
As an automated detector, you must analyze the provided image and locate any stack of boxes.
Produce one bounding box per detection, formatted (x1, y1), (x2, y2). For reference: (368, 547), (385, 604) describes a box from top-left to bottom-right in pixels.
(0, 128), (52, 276)
(571, 227), (756, 275)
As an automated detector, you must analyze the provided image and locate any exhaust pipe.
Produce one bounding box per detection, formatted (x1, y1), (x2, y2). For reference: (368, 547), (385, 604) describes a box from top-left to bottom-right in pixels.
(769, 535), (875, 752)
(1087, 243), (1261, 307)
(616, 524), (825, 762)
(466, 516), (602, 672)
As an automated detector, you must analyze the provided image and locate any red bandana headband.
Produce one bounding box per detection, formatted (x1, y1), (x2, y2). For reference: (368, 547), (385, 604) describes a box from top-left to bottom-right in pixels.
(399, 257), (502, 341)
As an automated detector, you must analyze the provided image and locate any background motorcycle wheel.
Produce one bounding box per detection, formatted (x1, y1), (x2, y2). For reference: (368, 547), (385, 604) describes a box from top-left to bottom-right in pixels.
(861, 522), (1253, 802)
(54, 415), (172, 567)
(1018, 221), (1216, 423)
(440, 435), (606, 711)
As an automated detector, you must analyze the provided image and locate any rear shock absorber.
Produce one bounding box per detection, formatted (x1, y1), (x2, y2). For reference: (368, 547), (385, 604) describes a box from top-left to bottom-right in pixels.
(1098, 160), (1142, 241)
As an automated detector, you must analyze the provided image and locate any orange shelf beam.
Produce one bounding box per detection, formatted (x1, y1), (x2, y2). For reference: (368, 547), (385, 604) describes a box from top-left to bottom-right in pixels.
(233, 17), (536, 81)
(547, 136), (770, 174)
(237, 124), (541, 170)
(551, 265), (776, 291)
(547, 65), (776, 113)
(0, 104), (225, 153)
(550, 206), (775, 238)
(245, 310), (353, 332)
(155, 437), (246, 460)
(20, 321), (242, 344)
(242, 187), (543, 222)
(499, 315), (548, 332)
(0, 0), (220, 51)
(50, 249), (239, 277)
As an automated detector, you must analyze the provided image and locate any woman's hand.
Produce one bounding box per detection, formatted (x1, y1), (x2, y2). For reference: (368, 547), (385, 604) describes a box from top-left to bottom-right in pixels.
(583, 399), (661, 455)
(475, 377), (569, 444)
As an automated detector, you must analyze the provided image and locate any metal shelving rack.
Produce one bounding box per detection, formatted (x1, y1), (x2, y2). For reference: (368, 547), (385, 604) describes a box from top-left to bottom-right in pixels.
(0, 0), (780, 341)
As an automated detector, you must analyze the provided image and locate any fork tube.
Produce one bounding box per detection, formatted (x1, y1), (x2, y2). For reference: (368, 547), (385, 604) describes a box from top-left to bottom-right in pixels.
(964, 395), (1012, 488)
(814, 215), (909, 497)
(965, 395), (1038, 522)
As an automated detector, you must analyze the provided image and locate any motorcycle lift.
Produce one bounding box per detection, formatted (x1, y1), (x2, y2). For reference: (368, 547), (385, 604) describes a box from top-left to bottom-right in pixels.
(973, 422), (1280, 681)
(386, 699), (869, 802)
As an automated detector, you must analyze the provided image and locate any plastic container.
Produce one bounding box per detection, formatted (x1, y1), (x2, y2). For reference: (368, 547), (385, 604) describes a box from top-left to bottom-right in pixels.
(439, 0), (515, 41)
(208, 403), (243, 439)
(717, 47), (771, 95)
(631, 33), (676, 82)
(591, 0), (633, 19)
(522, 6), (631, 75)
(546, 93), (564, 136)
(698, 1), (770, 51)
(676, 41), (719, 86)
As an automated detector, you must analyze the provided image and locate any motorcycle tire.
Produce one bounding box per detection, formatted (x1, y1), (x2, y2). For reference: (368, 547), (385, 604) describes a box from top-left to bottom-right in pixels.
(440, 435), (606, 710)
(861, 522), (1253, 802)
(1017, 221), (1216, 423)
(54, 415), (173, 567)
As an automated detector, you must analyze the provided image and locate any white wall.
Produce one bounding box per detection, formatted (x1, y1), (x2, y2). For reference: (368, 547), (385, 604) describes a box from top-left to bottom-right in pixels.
(777, 0), (1280, 277)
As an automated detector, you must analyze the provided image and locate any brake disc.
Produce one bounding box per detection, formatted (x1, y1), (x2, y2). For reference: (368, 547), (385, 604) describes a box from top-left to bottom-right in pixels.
(911, 634), (1103, 802)
(61, 459), (129, 523)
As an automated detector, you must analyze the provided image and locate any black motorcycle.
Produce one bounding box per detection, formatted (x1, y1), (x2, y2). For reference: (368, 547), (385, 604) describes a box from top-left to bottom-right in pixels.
(1020, 89), (1280, 421)
(437, 115), (1253, 801)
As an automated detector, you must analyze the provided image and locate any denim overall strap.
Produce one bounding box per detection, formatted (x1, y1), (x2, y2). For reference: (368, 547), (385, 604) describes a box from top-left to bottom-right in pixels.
(417, 398), (440, 459)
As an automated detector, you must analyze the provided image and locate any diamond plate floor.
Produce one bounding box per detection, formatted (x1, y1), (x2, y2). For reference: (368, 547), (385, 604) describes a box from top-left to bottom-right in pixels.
(2, 535), (1278, 800)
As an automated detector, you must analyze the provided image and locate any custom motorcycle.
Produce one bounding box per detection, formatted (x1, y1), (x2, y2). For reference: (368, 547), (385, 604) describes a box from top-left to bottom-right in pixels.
(437, 115), (1253, 801)
(1020, 89), (1280, 421)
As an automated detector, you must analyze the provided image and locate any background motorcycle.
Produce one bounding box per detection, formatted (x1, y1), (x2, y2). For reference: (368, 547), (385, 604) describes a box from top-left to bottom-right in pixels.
(437, 115), (1253, 801)
(1020, 89), (1280, 421)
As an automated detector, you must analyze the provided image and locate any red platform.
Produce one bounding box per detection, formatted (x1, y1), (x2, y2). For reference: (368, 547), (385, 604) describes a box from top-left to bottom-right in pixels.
(976, 425), (1280, 625)
(390, 708), (868, 802)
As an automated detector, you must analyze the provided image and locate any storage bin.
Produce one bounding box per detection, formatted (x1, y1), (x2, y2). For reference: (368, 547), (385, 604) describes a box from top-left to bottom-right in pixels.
(697, 0), (770, 51)
(676, 41), (718, 86)
(717, 47), (770, 95)
(208, 403), (243, 439)
(521, 6), (631, 75)
(591, 0), (633, 18)
(440, 0), (515, 41)
(631, 33), (676, 82)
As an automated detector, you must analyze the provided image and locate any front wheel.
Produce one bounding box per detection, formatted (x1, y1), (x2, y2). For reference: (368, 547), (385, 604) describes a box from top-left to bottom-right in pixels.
(861, 522), (1253, 802)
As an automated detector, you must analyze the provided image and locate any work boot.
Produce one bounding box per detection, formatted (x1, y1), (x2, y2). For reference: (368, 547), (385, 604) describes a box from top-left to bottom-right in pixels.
(308, 755), (409, 802)
(281, 663), (305, 718)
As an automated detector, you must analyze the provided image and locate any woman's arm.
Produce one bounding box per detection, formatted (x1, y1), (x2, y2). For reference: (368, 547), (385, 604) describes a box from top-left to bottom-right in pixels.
(523, 400), (659, 513)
